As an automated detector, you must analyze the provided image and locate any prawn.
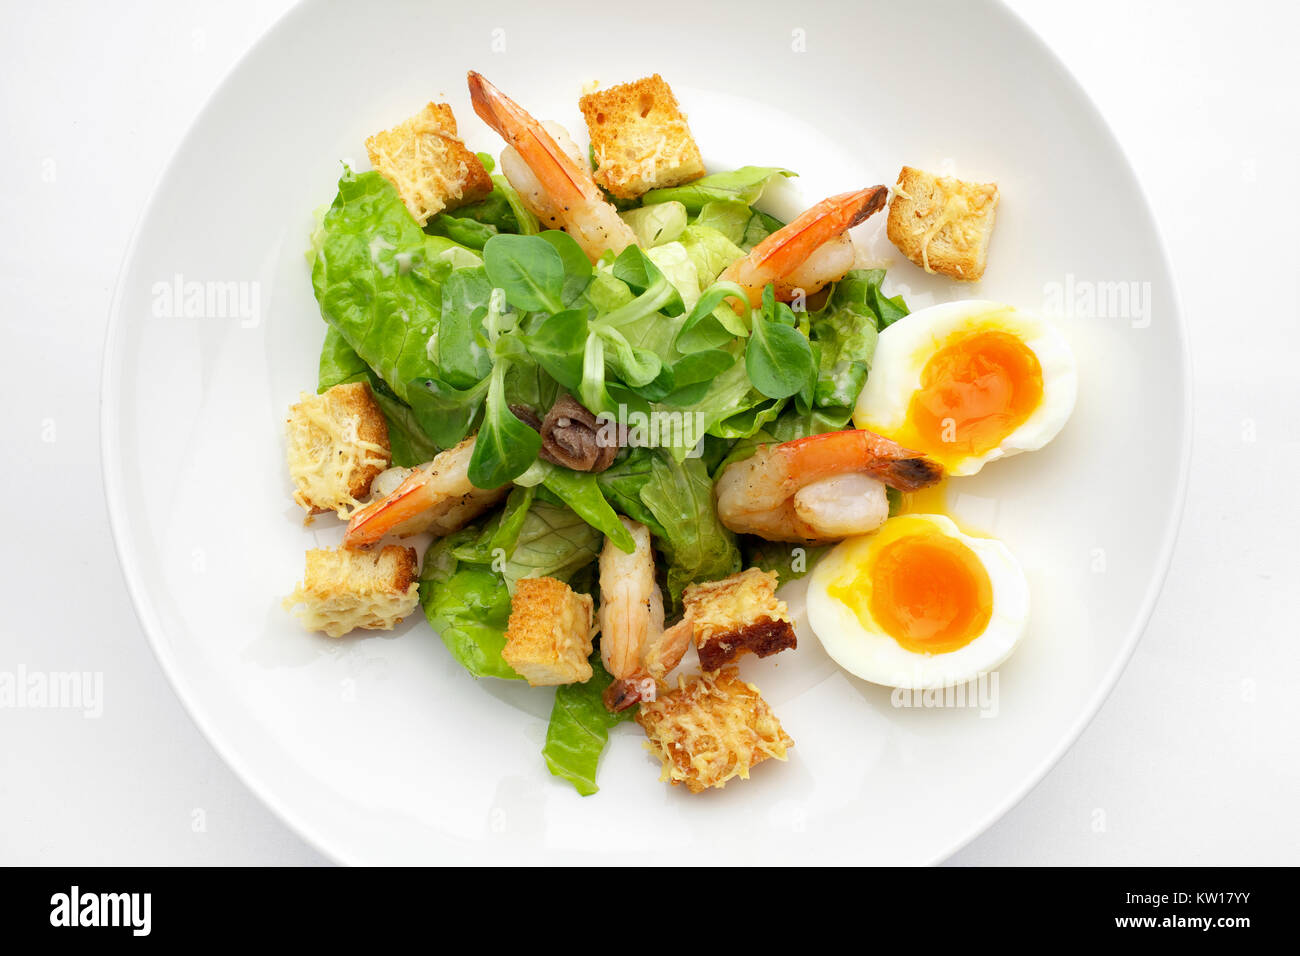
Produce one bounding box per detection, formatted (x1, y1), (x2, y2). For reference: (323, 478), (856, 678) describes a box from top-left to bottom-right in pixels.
(721, 186), (888, 306)
(343, 436), (508, 549)
(714, 428), (943, 543)
(467, 71), (636, 263)
(598, 517), (693, 711)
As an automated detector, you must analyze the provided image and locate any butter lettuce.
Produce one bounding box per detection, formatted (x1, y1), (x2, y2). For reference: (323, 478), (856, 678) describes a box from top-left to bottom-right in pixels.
(805, 269), (908, 427)
(693, 200), (784, 252)
(419, 526), (520, 680)
(542, 653), (636, 796)
(419, 500), (602, 679)
(312, 170), (475, 404)
(678, 225), (745, 286)
(596, 447), (740, 608)
(620, 201), (687, 247)
(317, 325), (439, 466)
(642, 166), (795, 213)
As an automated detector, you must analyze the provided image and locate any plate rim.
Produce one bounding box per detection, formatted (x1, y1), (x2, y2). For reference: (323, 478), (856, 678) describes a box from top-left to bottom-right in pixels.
(100, 0), (1193, 865)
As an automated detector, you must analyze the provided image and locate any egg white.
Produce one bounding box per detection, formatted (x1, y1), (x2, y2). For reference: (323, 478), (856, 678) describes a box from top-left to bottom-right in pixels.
(806, 514), (1030, 689)
(853, 300), (1077, 476)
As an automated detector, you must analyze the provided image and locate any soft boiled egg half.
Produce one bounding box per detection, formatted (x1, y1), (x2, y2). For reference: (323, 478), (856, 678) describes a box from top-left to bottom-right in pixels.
(806, 514), (1029, 689)
(853, 300), (1077, 476)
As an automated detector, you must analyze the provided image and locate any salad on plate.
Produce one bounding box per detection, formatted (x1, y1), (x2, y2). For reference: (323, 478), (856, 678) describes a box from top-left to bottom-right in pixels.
(282, 70), (1078, 796)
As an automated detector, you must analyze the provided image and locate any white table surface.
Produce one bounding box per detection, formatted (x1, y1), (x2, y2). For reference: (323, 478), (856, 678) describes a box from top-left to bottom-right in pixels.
(2, 0), (1295, 866)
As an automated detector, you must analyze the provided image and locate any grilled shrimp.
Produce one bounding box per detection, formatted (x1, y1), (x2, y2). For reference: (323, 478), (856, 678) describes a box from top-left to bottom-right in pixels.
(342, 437), (508, 549)
(721, 186), (888, 306)
(598, 517), (693, 711)
(715, 429), (943, 543)
(467, 71), (636, 262)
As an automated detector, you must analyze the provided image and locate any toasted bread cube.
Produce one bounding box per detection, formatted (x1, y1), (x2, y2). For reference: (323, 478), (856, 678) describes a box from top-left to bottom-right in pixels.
(886, 166), (999, 281)
(286, 382), (391, 519)
(365, 102), (493, 225)
(502, 577), (595, 686)
(283, 545), (419, 638)
(683, 568), (796, 672)
(637, 668), (793, 794)
(579, 75), (705, 200)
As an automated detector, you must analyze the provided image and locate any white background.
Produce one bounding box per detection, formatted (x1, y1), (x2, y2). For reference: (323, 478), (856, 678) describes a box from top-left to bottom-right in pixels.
(1, 0), (1296, 865)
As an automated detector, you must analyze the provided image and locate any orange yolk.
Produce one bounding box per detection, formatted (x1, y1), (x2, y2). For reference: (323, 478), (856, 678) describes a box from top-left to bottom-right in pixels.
(831, 531), (993, 654)
(902, 330), (1043, 467)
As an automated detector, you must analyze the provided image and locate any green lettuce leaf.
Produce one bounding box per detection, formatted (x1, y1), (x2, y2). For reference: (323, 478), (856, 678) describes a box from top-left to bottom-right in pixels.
(542, 653), (636, 796)
(317, 325), (439, 466)
(742, 536), (830, 589)
(678, 225), (746, 287)
(638, 451), (741, 607)
(619, 201), (687, 247)
(642, 166), (795, 213)
(595, 448), (669, 536)
(805, 268), (909, 426)
(533, 463), (637, 553)
(418, 527), (521, 681)
(419, 498), (602, 679)
(500, 501), (604, 590)
(312, 170), (463, 404)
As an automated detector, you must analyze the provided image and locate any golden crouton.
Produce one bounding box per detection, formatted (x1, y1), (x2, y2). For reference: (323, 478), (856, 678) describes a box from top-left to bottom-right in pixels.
(502, 577), (595, 686)
(637, 669), (793, 794)
(886, 166), (1000, 281)
(283, 545), (419, 638)
(286, 382), (391, 519)
(365, 102), (493, 225)
(579, 75), (705, 200)
(683, 568), (796, 672)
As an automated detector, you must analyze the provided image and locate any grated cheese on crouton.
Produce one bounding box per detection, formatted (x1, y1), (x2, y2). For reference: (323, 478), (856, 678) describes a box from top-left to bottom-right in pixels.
(683, 568), (796, 672)
(637, 668), (793, 794)
(502, 577), (595, 686)
(283, 545), (419, 638)
(579, 74), (705, 200)
(886, 166), (999, 281)
(286, 382), (391, 520)
(365, 102), (493, 225)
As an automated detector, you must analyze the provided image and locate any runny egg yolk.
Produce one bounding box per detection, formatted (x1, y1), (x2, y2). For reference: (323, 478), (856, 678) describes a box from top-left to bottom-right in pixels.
(829, 531), (993, 654)
(901, 329), (1043, 467)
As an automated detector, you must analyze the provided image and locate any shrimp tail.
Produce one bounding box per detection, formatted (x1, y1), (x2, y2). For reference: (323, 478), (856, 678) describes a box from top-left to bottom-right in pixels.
(344, 470), (431, 550)
(864, 454), (945, 492)
(467, 71), (589, 206)
(778, 428), (944, 492)
(604, 676), (654, 713)
(751, 186), (889, 272)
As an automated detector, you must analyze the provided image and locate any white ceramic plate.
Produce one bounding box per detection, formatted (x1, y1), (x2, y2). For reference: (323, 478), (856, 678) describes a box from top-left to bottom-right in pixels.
(103, 0), (1189, 864)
